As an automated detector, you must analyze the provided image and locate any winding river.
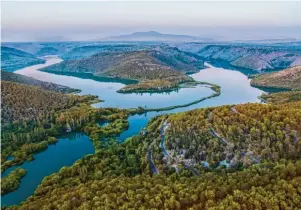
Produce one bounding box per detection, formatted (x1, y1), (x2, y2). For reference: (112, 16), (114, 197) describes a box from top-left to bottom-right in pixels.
(2, 56), (264, 206)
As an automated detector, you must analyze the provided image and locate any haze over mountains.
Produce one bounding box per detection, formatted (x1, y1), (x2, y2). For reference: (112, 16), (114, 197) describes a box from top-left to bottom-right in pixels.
(1, 47), (45, 71)
(103, 31), (212, 42)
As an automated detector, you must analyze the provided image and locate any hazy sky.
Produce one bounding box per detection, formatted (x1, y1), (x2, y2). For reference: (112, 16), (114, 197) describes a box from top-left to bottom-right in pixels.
(2, 1), (301, 42)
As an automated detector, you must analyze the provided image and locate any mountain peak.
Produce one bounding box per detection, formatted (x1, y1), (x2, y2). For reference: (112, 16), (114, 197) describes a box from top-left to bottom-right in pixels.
(132, 31), (161, 36)
(104, 31), (202, 42)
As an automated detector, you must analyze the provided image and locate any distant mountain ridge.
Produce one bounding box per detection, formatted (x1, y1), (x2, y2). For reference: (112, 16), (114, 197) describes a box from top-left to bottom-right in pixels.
(103, 31), (209, 42)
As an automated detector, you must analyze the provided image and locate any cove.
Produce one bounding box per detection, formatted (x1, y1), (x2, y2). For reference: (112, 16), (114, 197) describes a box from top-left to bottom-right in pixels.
(1, 133), (94, 206)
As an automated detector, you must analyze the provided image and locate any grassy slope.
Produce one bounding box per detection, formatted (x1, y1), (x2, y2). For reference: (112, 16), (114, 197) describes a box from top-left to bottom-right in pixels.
(251, 66), (301, 90)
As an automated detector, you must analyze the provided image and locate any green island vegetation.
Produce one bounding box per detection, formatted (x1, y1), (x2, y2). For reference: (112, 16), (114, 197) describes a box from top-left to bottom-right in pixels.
(3, 100), (301, 209)
(1, 168), (27, 196)
(135, 82), (221, 112)
(39, 46), (205, 93)
(251, 66), (301, 90)
(1, 71), (80, 93)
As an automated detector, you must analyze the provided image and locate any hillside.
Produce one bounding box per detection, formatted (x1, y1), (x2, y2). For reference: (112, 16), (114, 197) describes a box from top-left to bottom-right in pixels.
(60, 44), (153, 60)
(40, 47), (204, 92)
(176, 43), (301, 72)
(1, 71), (79, 93)
(251, 66), (301, 90)
(260, 91), (301, 104)
(1, 81), (95, 124)
(2, 42), (80, 57)
(9, 101), (301, 209)
(1, 47), (45, 71)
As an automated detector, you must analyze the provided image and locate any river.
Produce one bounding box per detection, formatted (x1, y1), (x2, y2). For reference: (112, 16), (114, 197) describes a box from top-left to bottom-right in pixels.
(2, 56), (264, 206)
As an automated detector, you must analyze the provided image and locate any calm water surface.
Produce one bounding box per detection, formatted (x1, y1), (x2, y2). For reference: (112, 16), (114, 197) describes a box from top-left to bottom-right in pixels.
(1, 133), (94, 206)
(15, 56), (214, 109)
(3, 56), (264, 206)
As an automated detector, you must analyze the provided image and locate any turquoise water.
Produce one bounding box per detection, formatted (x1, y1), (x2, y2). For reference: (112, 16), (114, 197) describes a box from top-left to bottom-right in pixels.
(3, 57), (265, 206)
(15, 57), (215, 109)
(1, 133), (94, 206)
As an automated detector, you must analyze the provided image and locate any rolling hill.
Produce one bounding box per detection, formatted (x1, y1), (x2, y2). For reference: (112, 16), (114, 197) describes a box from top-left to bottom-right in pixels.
(40, 46), (205, 92)
(59, 44), (153, 60)
(1, 47), (45, 71)
(251, 66), (301, 90)
(1, 81), (93, 124)
(41, 46), (205, 75)
(176, 43), (301, 72)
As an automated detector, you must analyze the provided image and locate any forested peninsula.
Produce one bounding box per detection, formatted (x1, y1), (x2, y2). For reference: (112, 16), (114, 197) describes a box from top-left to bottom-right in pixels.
(39, 46), (206, 93)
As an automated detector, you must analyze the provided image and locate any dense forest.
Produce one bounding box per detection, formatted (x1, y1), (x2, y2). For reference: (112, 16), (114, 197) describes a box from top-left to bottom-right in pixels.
(3, 100), (301, 209)
(1, 168), (26, 195)
(1, 78), (130, 195)
(1, 81), (96, 124)
(2, 57), (301, 209)
(6, 160), (301, 210)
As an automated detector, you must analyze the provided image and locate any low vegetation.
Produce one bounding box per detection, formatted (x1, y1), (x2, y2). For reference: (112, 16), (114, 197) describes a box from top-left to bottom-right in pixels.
(251, 66), (301, 90)
(260, 91), (301, 104)
(40, 46), (204, 93)
(194, 44), (301, 72)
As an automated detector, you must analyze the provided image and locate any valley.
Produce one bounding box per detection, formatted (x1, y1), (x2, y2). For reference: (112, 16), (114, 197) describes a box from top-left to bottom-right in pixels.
(2, 1), (301, 209)
(1, 41), (300, 209)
